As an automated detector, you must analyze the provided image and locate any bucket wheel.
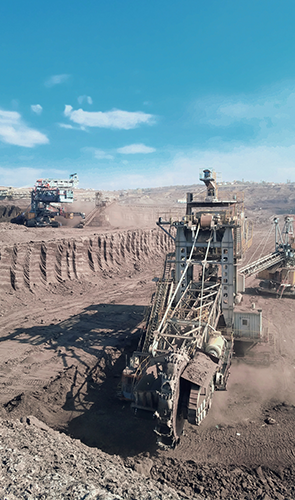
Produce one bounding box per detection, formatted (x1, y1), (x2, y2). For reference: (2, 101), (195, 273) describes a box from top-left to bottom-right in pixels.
(154, 352), (189, 448)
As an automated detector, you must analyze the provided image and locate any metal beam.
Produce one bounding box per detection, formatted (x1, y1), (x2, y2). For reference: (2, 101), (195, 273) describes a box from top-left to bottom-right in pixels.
(239, 252), (284, 278)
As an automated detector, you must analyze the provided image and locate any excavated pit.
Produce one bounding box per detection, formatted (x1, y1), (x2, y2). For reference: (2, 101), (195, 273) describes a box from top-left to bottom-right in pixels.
(2, 309), (158, 457)
(0, 192), (295, 498)
(0, 226), (172, 456)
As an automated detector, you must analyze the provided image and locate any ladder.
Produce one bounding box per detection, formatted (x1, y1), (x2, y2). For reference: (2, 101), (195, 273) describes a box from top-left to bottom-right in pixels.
(142, 255), (173, 352)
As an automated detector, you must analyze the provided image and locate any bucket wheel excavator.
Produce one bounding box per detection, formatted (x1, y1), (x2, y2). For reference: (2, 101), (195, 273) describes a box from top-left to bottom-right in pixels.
(255, 216), (295, 298)
(237, 214), (295, 298)
(121, 169), (262, 448)
(11, 173), (85, 227)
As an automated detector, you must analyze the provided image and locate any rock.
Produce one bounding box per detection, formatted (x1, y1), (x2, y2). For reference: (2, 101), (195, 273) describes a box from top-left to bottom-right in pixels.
(256, 466), (266, 483)
(0, 417), (183, 500)
(220, 487), (228, 498)
(265, 417), (276, 425)
(25, 415), (50, 431)
(133, 458), (154, 477)
(260, 494), (271, 500)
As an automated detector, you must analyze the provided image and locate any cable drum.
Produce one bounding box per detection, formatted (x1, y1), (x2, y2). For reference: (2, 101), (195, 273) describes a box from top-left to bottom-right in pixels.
(200, 214), (213, 228)
(205, 335), (225, 359)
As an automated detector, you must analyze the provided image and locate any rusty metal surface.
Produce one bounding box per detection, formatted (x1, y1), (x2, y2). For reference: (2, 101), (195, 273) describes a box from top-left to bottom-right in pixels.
(181, 352), (217, 387)
(200, 214), (213, 228)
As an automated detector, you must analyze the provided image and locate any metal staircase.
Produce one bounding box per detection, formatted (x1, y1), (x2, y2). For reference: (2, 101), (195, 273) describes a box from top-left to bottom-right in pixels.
(142, 254), (174, 352)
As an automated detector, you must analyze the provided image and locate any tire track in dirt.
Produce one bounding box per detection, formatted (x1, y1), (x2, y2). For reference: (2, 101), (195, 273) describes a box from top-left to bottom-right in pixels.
(40, 242), (47, 284)
(23, 243), (32, 290)
(30, 242), (45, 290)
(0, 247), (14, 290)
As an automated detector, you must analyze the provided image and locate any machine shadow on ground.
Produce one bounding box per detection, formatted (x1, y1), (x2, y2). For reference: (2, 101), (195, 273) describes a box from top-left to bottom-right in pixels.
(0, 303), (158, 457)
(64, 348), (158, 458)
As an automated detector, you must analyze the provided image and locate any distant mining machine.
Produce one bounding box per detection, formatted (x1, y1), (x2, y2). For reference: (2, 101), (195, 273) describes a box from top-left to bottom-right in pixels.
(121, 169), (262, 448)
(12, 173), (85, 227)
(241, 216), (295, 298)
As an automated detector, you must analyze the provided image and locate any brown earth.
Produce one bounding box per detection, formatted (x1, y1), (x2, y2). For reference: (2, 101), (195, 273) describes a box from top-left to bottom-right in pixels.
(0, 182), (295, 499)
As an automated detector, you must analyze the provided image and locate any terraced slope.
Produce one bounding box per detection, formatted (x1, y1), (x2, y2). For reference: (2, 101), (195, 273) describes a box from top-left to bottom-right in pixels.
(0, 228), (172, 292)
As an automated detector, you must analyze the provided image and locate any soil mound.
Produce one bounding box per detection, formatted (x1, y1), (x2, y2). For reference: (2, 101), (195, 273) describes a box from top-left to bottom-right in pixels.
(1, 412), (294, 499)
(0, 416), (186, 500)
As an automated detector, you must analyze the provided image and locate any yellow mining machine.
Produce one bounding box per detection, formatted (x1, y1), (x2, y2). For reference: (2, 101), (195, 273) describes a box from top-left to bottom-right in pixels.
(121, 169), (262, 448)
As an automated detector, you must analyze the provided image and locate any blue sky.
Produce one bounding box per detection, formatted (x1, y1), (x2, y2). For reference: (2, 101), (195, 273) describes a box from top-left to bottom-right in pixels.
(1, 1), (295, 189)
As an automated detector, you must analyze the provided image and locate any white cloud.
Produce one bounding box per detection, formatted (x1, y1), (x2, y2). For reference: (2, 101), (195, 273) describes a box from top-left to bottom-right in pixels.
(31, 104), (43, 115)
(58, 123), (75, 129)
(169, 144), (295, 185)
(0, 109), (49, 147)
(0, 166), (43, 187)
(0, 166), (70, 188)
(117, 143), (156, 154)
(81, 146), (114, 160)
(45, 74), (70, 88)
(77, 95), (93, 105)
(5, 143), (295, 190)
(167, 145), (295, 183)
(64, 105), (155, 129)
(83, 142), (295, 190)
(94, 149), (114, 160)
(58, 122), (87, 131)
(195, 83), (295, 147)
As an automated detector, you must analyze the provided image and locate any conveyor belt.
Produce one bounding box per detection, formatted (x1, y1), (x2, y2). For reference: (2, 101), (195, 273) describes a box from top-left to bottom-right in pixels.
(239, 252), (284, 278)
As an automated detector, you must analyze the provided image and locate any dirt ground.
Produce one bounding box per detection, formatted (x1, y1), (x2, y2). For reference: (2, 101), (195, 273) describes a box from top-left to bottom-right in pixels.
(0, 183), (295, 499)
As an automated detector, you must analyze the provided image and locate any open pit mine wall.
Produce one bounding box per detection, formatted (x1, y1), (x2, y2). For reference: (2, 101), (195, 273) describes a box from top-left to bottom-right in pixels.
(0, 229), (172, 292)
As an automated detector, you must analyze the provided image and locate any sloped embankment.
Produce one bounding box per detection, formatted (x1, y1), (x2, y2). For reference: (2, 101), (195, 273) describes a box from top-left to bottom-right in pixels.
(0, 205), (22, 222)
(0, 416), (186, 500)
(0, 228), (172, 291)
